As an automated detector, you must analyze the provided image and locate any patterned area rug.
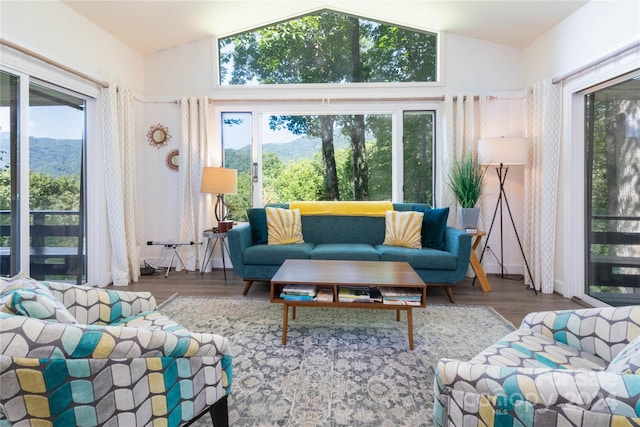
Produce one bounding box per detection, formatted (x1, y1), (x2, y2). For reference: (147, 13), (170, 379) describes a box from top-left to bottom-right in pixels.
(159, 297), (515, 427)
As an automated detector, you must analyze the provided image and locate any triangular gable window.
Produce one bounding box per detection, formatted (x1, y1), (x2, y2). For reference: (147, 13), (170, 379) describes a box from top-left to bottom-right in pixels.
(218, 9), (438, 85)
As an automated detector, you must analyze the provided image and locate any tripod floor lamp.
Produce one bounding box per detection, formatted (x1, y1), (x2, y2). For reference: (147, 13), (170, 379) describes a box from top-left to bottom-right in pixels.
(477, 137), (537, 294)
(200, 167), (238, 229)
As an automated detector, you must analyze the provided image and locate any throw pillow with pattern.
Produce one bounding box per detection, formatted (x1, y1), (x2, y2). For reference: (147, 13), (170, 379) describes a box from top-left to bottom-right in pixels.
(266, 207), (304, 245)
(383, 210), (424, 249)
(607, 334), (640, 374)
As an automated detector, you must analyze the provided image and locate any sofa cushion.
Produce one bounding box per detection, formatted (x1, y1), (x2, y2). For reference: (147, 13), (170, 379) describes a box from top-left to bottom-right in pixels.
(469, 328), (608, 370)
(607, 335), (640, 374)
(247, 208), (268, 245)
(310, 243), (380, 261)
(376, 245), (457, 270)
(111, 310), (190, 334)
(243, 243), (315, 265)
(301, 215), (385, 245)
(266, 207), (304, 245)
(420, 207), (449, 250)
(383, 210), (424, 249)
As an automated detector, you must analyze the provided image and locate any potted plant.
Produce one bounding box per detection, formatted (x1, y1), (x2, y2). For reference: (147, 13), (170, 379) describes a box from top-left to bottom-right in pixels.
(448, 152), (486, 232)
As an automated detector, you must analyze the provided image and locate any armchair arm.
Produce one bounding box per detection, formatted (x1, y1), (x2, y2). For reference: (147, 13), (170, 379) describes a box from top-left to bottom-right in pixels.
(520, 306), (640, 362)
(1, 315), (230, 360)
(45, 281), (157, 325)
(434, 359), (640, 426)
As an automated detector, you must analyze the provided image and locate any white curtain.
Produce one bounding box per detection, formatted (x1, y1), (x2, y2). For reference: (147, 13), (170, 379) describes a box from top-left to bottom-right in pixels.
(102, 86), (139, 286)
(178, 97), (215, 271)
(524, 79), (562, 293)
(438, 94), (487, 224)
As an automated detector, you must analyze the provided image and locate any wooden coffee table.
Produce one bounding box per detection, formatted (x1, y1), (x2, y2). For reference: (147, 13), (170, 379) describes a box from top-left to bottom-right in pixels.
(270, 259), (426, 350)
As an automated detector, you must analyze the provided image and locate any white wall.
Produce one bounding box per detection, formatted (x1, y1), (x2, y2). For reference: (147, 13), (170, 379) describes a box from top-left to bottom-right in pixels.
(523, 0), (640, 296)
(0, 0), (144, 91)
(524, 1), (639, 84)
(140, 28), (527, 269)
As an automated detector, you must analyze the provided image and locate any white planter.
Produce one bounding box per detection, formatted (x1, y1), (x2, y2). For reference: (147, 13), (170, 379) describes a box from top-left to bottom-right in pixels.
(458, 207), (480, 232)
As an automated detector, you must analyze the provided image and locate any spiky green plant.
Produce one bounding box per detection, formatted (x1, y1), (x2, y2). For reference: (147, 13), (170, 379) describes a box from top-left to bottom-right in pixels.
(448, 153), (486, 208)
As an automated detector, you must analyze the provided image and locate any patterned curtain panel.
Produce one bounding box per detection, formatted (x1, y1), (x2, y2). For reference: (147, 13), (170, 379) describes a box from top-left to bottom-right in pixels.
(438, 94), (487, 226)
(525, 79), (562, 293)
(102, 86), (139, 286)
(178, 97), (214, 272)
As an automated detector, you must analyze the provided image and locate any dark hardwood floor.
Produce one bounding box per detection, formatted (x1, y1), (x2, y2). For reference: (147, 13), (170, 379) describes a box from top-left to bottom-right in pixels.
(109, 267), (586, 326)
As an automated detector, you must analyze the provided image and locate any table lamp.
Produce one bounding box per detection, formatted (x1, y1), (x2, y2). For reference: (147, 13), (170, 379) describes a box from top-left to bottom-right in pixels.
(200, 167), (237, 228)
(477, 137), (536, 293)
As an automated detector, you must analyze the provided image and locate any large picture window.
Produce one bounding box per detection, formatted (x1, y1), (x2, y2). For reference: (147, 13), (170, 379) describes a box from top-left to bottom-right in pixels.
(219, 9), (438, 85)
(221, 106), (436, 221)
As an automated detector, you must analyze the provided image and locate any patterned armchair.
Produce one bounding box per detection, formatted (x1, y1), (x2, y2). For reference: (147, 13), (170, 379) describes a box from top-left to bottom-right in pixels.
(0, 275), (232, 427)
(434, 305), (640, 426)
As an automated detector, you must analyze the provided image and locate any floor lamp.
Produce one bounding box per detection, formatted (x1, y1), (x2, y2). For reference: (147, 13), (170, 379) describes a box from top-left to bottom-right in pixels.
(477, 137), (537, 294)
(200, 167), (238, 227)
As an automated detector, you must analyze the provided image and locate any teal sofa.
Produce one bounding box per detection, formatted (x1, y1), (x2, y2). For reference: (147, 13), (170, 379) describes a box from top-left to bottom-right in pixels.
(227, 203), (471, 302)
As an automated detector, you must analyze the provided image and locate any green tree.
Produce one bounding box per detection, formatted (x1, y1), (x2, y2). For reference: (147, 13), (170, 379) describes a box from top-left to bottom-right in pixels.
(221, 9), (436, 203)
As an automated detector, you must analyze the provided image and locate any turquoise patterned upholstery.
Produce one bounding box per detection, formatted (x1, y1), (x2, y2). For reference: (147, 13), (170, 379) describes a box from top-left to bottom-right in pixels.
(0, 279), (232, 427)
(434, 305), (640, 426)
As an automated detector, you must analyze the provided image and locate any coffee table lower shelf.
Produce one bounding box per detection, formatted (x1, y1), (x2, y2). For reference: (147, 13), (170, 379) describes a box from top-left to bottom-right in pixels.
(278, 299), (420, 350)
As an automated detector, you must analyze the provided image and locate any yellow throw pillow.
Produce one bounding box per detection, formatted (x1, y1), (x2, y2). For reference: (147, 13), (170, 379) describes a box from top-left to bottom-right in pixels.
(266, 207), (304, 245)
(383, 210), (424, 249)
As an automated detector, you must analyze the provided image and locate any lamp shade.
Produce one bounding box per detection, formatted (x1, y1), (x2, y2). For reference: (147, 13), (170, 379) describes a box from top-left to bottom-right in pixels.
(477, 137), (529, 165)
(200, 167), (237, 194)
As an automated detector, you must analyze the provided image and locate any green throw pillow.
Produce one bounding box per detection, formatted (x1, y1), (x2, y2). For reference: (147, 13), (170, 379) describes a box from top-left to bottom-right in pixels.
(420, 207), (449, 250)
(247, 208), (268, 245)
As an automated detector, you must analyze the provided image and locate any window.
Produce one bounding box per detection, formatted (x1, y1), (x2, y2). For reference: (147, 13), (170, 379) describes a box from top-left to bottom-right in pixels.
(219, 9), (438, 85)
(585, 73), (640, 305)
(220, 105), (436, 219)
(1, 70), (87, 282)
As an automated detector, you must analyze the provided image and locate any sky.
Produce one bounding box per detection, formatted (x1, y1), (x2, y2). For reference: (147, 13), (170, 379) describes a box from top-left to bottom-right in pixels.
(0, 106), (85, 140)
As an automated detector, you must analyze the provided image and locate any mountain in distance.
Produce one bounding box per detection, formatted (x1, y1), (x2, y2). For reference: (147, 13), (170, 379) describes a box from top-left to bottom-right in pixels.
(0, 134), (82, 177)
(232, 134), (351, 164)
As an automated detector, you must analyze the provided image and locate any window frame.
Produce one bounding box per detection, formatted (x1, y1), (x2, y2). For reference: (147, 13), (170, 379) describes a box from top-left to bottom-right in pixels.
(215, 99), (441, 207)
(213, 25), (444, 89)
(1, 48), (103, 285)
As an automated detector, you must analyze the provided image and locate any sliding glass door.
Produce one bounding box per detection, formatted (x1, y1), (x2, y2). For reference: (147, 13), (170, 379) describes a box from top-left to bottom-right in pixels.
(585, 73), (640, 305)
(1, 69), (87, 282)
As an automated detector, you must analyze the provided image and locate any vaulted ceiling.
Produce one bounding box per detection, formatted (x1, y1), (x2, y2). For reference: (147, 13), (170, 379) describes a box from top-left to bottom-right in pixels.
(62, 1), (588, 56)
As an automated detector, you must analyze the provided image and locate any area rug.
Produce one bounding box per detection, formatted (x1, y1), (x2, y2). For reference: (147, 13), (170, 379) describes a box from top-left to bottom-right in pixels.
(159, 297), (515, 427)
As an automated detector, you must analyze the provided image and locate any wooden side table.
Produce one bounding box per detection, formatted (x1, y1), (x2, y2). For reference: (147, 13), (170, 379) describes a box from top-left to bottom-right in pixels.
(469, 231), (492, 292)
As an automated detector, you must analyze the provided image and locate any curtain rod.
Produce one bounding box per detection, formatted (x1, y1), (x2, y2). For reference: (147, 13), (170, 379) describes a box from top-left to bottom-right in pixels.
(170, 95), (497, 104)
(552, 38), (640, 84)
(1, 38), (110, 89)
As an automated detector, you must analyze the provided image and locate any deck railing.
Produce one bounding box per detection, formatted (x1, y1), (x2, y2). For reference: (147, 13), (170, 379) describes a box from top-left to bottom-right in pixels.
(0, 210), (85, 280)
(590, 215), (640, 290)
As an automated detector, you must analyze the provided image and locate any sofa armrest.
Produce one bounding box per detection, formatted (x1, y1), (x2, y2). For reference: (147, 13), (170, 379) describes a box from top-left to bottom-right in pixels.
(443, 227), (472, 279)
(227, 223), (253, 278)
(434, 359), (640, 424)
(45, 281), (157, 325)
(1, 314), (231, 360)
(520, 305), (640, 362)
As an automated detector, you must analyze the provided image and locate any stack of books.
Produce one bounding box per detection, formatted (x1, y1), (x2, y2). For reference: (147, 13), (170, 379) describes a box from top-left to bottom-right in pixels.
(378, 287), (423, 306)
(314, 287), (334, 302)
(280, 284), (317, 301)
(338, 286), (371, 303)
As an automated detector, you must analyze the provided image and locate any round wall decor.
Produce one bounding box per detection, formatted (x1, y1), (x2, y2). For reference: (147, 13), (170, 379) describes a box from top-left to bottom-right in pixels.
(147, 123), (171, 148)
(167, 150), (179, 171)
